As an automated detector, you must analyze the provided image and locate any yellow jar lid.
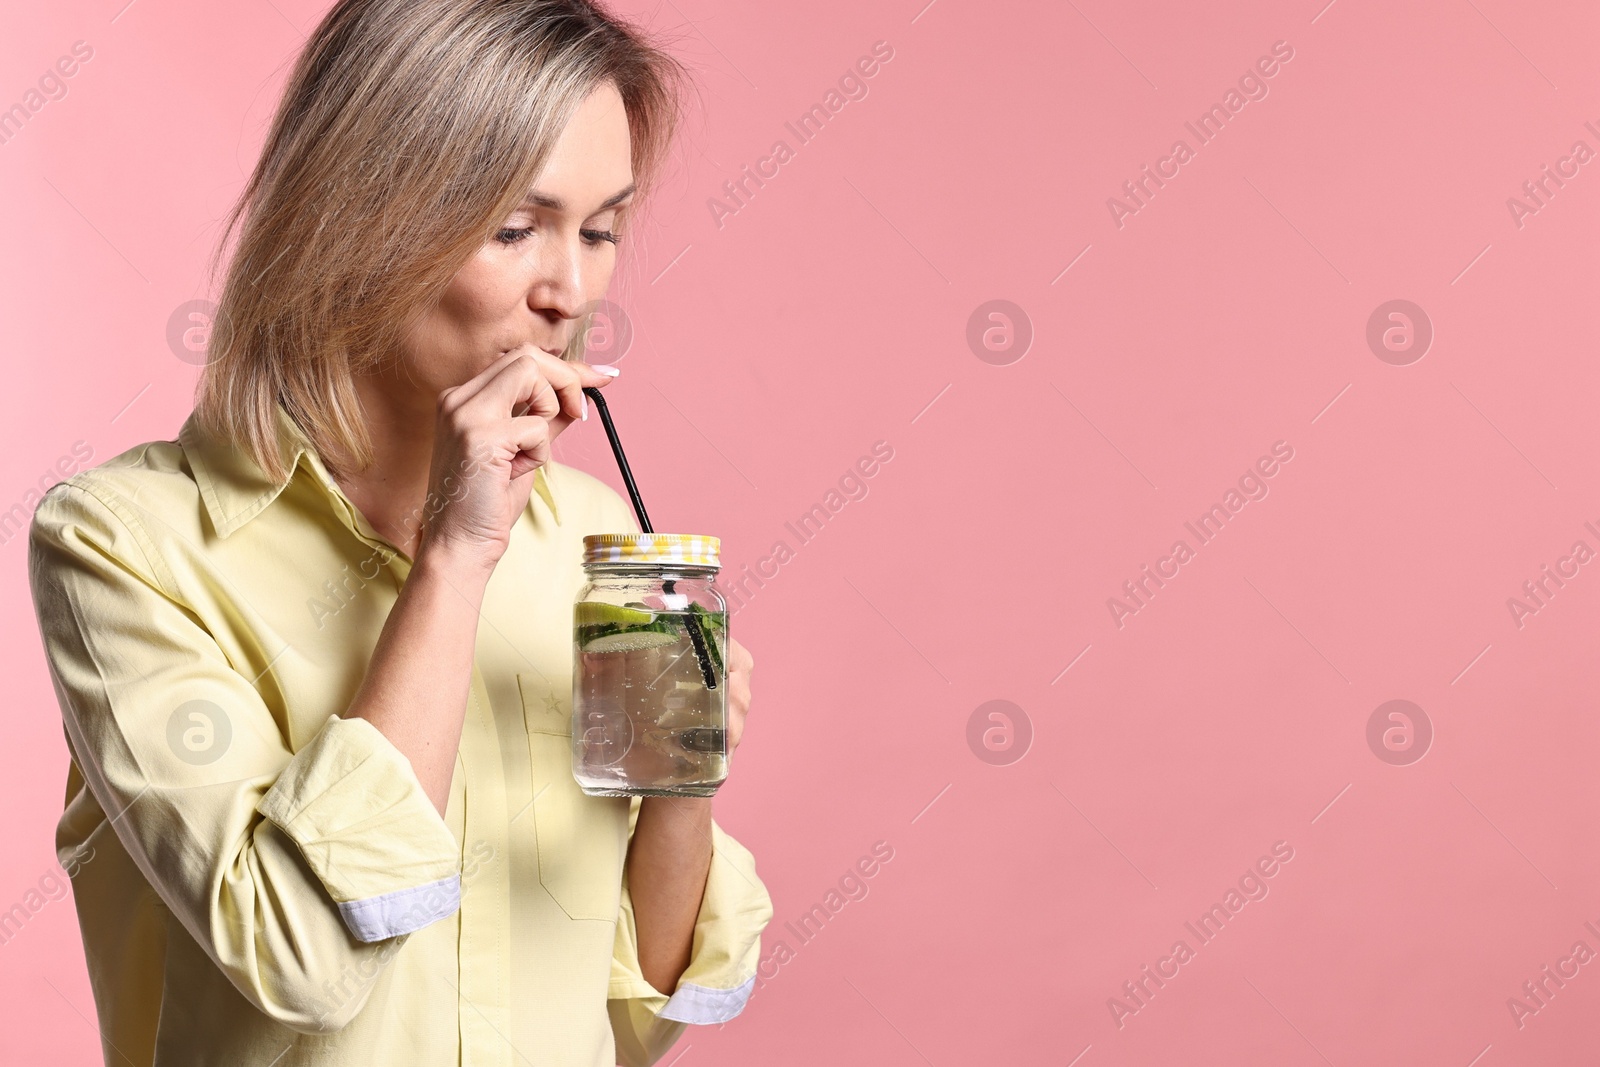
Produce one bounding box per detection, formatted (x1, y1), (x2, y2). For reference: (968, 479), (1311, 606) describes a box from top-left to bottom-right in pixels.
(582, 533), (721, 569)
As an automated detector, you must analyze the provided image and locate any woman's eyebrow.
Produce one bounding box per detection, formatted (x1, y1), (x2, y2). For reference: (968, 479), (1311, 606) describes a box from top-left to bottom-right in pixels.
(521, 182), (637, 212)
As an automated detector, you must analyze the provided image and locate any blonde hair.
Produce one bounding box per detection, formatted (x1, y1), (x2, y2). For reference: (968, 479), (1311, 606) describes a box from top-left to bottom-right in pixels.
(195, 0), (689, 481)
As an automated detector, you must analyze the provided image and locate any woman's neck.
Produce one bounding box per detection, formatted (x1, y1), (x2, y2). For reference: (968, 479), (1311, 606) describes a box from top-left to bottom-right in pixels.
(334, 371), (438, 560)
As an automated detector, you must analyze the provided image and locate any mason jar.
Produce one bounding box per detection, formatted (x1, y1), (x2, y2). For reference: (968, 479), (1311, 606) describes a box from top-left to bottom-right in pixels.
(572, 533), (729, 797)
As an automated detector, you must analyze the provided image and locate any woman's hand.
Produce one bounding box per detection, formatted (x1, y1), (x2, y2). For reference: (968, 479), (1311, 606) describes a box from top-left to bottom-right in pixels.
(725, 637), (754, 755)
(417, 344), (617, 572)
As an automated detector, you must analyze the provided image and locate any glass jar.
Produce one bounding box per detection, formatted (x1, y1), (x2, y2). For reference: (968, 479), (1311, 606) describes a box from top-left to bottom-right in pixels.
(572, 533), (729, 797)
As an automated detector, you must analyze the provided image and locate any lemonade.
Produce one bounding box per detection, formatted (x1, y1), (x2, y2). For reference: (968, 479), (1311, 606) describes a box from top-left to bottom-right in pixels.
(572, 601), (728, 796)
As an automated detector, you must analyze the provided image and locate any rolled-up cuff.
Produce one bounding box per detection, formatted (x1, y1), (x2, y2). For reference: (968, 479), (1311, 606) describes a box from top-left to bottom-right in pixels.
(659, 976), (757, 1024)
(258, 715), (462, 942)
(337, 874), (462, 943)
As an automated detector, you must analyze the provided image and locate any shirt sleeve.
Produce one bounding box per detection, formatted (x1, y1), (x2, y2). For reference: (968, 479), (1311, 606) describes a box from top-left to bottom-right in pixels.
(607, 797), (773, 1066)
(27, 478), (463, 1034)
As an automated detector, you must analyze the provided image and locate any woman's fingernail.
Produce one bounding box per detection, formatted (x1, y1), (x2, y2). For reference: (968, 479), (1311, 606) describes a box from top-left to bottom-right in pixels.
(593, 364), (620, 377)
(581, 394), (589, 420)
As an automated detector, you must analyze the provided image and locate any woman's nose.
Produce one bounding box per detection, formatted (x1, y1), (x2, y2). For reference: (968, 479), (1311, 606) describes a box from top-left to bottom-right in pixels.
(530, 231), (586, 321)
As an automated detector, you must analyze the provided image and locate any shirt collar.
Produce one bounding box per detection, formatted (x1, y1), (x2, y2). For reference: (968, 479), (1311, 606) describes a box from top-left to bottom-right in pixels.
(179, 401), (560, 540)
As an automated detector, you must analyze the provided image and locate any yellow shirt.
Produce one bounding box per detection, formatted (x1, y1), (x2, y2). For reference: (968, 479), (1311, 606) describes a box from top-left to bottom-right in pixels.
(26, 402), (771, 1067)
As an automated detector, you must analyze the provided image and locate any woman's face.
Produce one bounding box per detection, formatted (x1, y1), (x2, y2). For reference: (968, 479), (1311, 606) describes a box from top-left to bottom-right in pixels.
(398, 80), (635, 399)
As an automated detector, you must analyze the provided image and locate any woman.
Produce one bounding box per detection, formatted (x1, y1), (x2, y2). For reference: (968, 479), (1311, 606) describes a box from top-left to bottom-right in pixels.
(26, 2), (770, 1064)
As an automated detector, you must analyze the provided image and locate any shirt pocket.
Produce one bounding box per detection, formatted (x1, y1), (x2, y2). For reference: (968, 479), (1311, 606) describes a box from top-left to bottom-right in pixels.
(516, 672), (630, 922)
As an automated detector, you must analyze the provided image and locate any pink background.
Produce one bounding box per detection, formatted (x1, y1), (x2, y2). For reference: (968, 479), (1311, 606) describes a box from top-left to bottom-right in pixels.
(3, 0), (1598, 1063)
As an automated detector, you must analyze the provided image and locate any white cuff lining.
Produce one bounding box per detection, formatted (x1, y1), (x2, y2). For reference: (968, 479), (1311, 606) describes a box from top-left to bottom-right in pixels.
(337, 874), (461, 943)
(658, 975), (757, 1024)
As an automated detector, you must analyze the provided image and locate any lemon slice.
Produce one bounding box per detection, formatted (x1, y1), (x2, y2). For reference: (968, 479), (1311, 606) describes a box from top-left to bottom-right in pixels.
(576, 602), (655, 628)
(583, 630), (678, 653)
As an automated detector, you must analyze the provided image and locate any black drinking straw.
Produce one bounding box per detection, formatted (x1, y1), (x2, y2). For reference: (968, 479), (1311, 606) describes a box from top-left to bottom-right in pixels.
(583, 386), (719, 690)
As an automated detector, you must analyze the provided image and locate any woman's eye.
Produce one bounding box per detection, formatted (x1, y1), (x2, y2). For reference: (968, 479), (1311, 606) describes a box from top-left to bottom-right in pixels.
(495, 226), (535, 245)
(581, 228), (621, 246)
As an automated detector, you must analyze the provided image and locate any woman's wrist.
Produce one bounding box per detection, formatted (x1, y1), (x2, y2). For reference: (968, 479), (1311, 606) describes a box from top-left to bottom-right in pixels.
(638, 795), (713, 822)
(413, 534), (499, 592)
